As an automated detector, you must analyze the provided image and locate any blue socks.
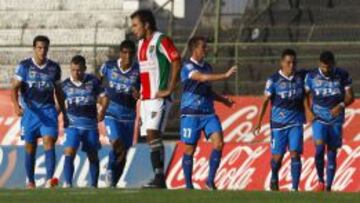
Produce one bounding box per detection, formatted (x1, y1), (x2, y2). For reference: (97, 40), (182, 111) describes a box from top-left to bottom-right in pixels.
(315, 145), (325, 183)
(64, 155), (74, 186)
(271, 159), (281, 182)
(291, 157), (302, 190)
(182, 154), (193, 189)
(25, 151), (35, 183)
(89, 157), (99, 187)
(45, 149), (56, 180)
(208, 149), (222, 184)
(326, 150), (337, 189)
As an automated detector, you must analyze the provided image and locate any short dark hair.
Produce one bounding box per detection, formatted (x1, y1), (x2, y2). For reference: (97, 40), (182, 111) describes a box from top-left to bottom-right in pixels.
(71, 55), (86, 69)
(120, 40), (136, 53)
(33, 35), (50, 47)
(188, 36), (207, 53)
(320, 51), (335, 65)
(130, 9), (157, 31)
(281, 48), (297, 59)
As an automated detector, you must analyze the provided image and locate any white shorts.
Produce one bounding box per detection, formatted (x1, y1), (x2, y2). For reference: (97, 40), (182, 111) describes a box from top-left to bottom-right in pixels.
(140, 98), (172, 137)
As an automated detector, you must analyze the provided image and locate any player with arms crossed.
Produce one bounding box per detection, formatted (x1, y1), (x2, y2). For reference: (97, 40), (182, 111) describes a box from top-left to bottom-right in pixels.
(254, 49), (307, 191)
(61, 55), (109, 188)
(181, 36), (236, 190)
(305, 51), (354, 192)
(11, 35), (63, 188)
(131, 9), (181, 188)
(100, 40), (140, 187)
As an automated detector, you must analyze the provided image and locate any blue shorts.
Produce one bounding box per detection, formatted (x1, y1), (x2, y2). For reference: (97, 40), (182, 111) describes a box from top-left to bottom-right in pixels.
(180, 114), (222, 145)
(312, 120), (342, 148)
(104, 117), (134, 149)
(271, 125), (303, 155)
(20, 107), (58, 143)
(64, 128), (101, 152)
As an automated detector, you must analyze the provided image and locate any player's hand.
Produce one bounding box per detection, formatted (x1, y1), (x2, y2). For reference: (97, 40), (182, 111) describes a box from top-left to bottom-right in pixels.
(97, 110), (106, 122)
(252, 124), (261, 136)
(14, 104), (23, 117)
(155, 89), (171, 98)
(306, 111), (315, 123)
(225, 65), (237, 78)
(330, 104), (344, 117)
(131, 87), (140, 100)
(223, 97), (234, 108)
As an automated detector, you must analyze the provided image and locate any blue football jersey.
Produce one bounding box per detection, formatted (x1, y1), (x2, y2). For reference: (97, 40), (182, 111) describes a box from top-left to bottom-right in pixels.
(62, 74), (104, 129)
(180, 58), (214, 115)
(305, 67), (352, 124)
(265, 70), (306, 129)
(100, 60), (140, 121)
(14, 58), (61, 109)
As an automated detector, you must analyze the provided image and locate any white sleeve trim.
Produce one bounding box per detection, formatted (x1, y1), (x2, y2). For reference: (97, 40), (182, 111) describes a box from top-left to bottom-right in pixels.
(345, 85), (352, 90)
(264, 91), (272, 97)
(188, 70), (198, 79)
(304, 85), (310, 92)
(99, 92), (106, 97)
(14, 75), (22, 81)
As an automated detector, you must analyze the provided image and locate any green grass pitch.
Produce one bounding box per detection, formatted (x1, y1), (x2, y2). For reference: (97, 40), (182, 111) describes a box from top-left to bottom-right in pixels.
(0, 189), (358, 203)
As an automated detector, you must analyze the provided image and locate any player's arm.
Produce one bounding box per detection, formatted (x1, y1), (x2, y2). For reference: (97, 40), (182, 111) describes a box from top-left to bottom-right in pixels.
(212, 91), (234, 108)
(190, 66), (237, 82)
(304, 91), (315, 123)
(253, 95), (270, 135)
(97, 94), (109, 122)
(11, 78), (23, 116)
(330, 72), (354, 117)
(155, 37), (181, 98)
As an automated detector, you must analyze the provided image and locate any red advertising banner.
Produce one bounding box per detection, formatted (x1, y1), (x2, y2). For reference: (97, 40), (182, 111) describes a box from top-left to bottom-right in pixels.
(212, 96), (360, 144)
(166, 142), (360, 192)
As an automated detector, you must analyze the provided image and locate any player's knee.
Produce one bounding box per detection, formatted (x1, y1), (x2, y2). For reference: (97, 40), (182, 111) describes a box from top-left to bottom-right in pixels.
(64, 148), (76, 157)
(184, 144), (196, 156)
(25, 143), (36, 154)
(272, 154), (283, 163)
(87, 151), (99, 162)
(290, 151), (300, 159)
(146, 130), (161, 143)
(315, 140), (325, 145)
(43, 136), (55, 150)
(149, 138), (164, 152)
(212, 139), (224, 151)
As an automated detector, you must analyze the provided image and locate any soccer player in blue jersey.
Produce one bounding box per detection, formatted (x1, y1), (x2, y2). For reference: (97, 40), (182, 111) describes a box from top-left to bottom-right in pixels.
(180, 36), (236, 190)
(305, 51), (354, 192)
(11, 35), (63, 189)
(254, 49), (307, 191)
(61, 55), (109, 188)
(100, 40), (140, 187)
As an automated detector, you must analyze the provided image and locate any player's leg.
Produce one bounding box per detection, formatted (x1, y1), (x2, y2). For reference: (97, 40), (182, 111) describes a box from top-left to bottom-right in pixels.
(105, 119), (134, 187)
(142, 99), (171, 188)
(82, 129), (101, 188)
(270, 128), (287, 191)
(325, 123), (343, 192)
(180, 115), (200, 189)
(21, 110), (39, 188)
(40, 107), (59, 187)
(312, 120), (327, 191)
(204, 115), (223, 190)
(63, 128), (81, 188)
(25, 141), (37, 188)
(288, 126), (304, 191)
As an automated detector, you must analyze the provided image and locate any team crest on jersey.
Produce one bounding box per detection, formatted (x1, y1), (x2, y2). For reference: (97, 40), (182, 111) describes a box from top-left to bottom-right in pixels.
(149, 45), (155, 53)
(111, 71), (119, 79)
(85, 83), (92, 91)
(280, 81), (287, 89)
(29, 70), (36, 79)
(315, 78), (322, 86)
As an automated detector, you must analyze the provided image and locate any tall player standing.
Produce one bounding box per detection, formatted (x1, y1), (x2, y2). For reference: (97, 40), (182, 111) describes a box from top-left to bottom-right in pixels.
(180, 36), (236, 190)
(254, 49), (307, 191)
(130, 9), (181, 188)
(305, 51), (354, 192)
(11, 35), (63, 188)
(100, 40), (140, 187)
